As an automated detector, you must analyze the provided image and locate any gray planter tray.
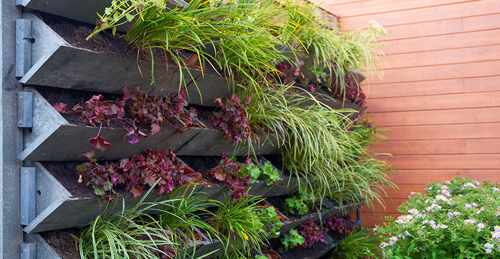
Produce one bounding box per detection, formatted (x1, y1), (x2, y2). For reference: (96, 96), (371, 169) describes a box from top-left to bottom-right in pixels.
(18, 0), (187, 31)
(24, 156), (302, 234)
(19, 12), (230, 107)
(18, 87), (202, 162)
(175, 129), (281, 156)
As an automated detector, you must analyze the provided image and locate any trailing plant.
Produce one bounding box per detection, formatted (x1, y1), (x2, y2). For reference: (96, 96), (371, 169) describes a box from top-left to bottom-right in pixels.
(258, 205), (282, 238)
(240, 160), (280, 186)
(54, 86), (197, 150)
(77, 183), (176, 259)
(279, 229), (304, 253)
(209, 195), (270, 258)
(296, 219), (325, 248)
(211, 94), (251, 145)
(323, 214), (356, 235)
(348, 116), (387, 151)
(77, 149), (201, 197)
(376, 177), (500, 258)
(328, 228), (382, 259)
(207, 153), (251, 201)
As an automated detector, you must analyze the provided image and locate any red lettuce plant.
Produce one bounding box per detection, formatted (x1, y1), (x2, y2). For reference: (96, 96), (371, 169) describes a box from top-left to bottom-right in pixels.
(326, 77), (366, 107)
(296, 219), (324, 248)
(53, 86), (198, 150)
(77, 149), (201, 197)
(211, 94), (250, 145)
(207, 153), (251, 201)
(323, 214), (356, 235)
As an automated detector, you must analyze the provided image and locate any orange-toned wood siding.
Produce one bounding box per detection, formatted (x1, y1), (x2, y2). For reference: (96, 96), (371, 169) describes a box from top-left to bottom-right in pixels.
(326, 0), (500, 227)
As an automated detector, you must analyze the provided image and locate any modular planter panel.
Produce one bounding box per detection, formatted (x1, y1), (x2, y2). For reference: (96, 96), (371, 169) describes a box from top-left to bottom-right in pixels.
(18, 87), (202, 162)
(19, 12), (230, 107)
(18, 0), (187, 30)
(176, 129), (281, 156)
(25, 157), (302, 233)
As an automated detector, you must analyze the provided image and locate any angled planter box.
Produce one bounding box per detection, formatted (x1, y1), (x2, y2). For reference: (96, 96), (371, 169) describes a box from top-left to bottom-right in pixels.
(17, 0), (187, 30)
(19, 12), (230, 107)
(18, 87), (280, 161)
(175, 129), (281, 156)
(18, 87), (202, 162)
(25, 157), (302, 233)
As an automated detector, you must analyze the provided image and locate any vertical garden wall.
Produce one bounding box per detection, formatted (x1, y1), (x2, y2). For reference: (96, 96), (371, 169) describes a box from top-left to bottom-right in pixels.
(5, 0), (395, 258)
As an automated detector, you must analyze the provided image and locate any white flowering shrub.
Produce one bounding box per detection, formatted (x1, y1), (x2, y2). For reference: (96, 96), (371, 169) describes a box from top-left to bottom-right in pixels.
(375, 177), (500, 258)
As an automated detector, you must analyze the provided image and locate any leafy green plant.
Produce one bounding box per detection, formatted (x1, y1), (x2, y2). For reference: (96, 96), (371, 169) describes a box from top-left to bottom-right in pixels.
(279, 229), (304, 253)
(376, 177), (500, 258)
(209, 195), (270, 257)
(241, 161), (281, 186)
(284, 196), (308, 215)
(259, 206), (282, 238)
(329, 229), (382, 259)
(77, 184), (175, 258)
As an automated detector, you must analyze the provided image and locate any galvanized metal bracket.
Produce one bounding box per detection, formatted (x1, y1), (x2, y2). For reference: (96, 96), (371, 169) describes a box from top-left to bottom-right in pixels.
(17, 92), (33, 128)
(16, 19), (33, 77)
(20, 243), (36, 259)
(20, 167), (36, 225)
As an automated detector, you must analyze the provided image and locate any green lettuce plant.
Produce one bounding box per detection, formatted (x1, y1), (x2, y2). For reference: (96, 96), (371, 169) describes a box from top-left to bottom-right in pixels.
(376, 177), (500, 258)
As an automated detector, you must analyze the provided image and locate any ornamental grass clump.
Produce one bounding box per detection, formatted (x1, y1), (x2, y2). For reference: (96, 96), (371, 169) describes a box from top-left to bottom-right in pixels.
(376, 177), (500, 258)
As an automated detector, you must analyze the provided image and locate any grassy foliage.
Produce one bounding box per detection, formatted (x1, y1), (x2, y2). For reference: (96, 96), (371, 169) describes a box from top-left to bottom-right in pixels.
(329, 229), (382, 259)
(209, 195), (270, 257)
(78, 187), (176, 259)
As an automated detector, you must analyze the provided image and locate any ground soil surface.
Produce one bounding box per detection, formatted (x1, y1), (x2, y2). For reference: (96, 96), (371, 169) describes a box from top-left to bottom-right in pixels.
(39, 228), (81, 259)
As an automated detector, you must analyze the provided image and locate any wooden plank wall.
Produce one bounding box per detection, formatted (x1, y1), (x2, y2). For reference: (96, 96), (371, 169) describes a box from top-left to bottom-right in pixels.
(325, 0), (500, 227)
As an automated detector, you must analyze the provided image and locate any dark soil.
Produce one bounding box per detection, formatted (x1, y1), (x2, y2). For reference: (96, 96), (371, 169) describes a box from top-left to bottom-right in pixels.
(269, 231), (337, 259)
(39, 11), (168, 65)
(38, 11), (221, 76)
(41, 161), (141, 199)
(40, 228), (81, 259)
(178, 156), (224, 186)
(189, 105), (217, 129)
(35, 85), (182, 130)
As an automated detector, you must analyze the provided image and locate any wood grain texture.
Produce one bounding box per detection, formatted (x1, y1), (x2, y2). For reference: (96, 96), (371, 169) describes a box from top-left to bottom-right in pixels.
(383, 45), (500, 69)
(389, 169), (500, 185)
(383, 154), (500, 170)
(383, 123), (500, 141)
(371, 107), (500, 126)
(339, 0), (500, 29)
(369, 60), (500, 85)
(368, 92), (500, 112)
(367, 76), (500, 98)
(330, 0), (477, 18)
(381, 29), (500, 55)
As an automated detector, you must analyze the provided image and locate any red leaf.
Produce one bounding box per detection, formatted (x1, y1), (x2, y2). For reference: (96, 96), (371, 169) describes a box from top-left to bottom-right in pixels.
(122, 86), (137, 101)
(224, 134), (231, 141)
(127, 136), (140, 144)
(212, 168), (226, 182)
(90, 136), (112, 152)
(130, 185), (143, 197)
(245, 97), (251, 106)
(151, 123), (161, 135)
(244, 157), (252, 167)
(53, 103), (67, 113)
(144, 172), (158, 186)
(180, 171), (202, 184)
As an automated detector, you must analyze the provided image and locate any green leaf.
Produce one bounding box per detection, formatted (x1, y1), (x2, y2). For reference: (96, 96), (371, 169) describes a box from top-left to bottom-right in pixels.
(112, 27), (117, 36)
(104, 7), (113, 15)
(76, 163), (87, 172)
(125, 13), (134, 22)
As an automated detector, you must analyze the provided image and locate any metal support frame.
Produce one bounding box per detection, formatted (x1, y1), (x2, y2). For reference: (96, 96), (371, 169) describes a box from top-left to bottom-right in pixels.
(20, 243), (36, 259)
(17, 92), (32, 128)
(20, 167), (36, 225)
(15, 19), (32, 77)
